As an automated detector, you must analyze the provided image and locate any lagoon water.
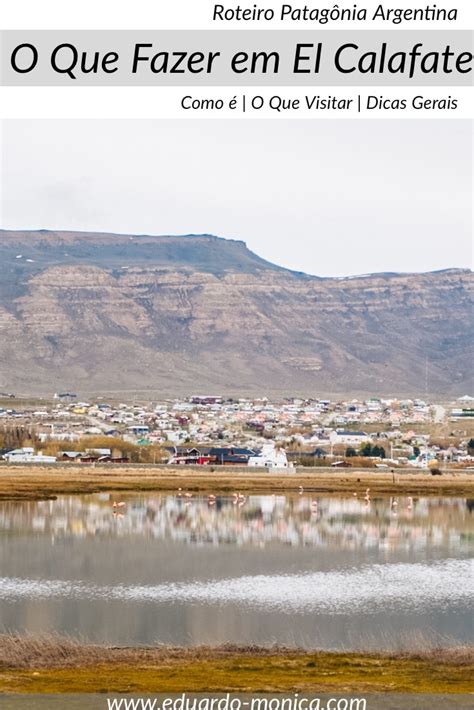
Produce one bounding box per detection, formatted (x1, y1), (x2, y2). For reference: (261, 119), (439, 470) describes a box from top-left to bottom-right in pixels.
(0, 493), (472, 650)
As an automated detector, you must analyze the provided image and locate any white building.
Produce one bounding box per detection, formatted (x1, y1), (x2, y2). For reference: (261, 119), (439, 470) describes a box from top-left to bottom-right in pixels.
(329, 430), (371, 446)
(248, 444), (292, 470)
(3, 447), (57, 464)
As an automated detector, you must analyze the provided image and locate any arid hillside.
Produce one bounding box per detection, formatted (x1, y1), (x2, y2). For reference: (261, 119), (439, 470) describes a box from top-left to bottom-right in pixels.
(0, 230), (471, 396)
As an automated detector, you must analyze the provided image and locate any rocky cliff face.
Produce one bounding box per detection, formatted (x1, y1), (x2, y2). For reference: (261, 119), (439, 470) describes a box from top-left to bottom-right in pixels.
(0, 230), (471, 396)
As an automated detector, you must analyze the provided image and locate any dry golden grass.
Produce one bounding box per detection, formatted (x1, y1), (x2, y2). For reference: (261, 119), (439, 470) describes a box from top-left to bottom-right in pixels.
(0, 635), (473, 694)
(0, 634), (282, 670)
(0, 465), (473, 501)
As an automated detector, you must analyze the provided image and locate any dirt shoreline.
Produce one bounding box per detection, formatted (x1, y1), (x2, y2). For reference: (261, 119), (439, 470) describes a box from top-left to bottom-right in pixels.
(0, 637), (473, 694)
(0, 465), (472, 501)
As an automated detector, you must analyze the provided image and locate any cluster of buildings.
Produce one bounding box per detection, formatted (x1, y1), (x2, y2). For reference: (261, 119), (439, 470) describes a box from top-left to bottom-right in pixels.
(2, 447), (130, 465)
(1, 394), (473, 468)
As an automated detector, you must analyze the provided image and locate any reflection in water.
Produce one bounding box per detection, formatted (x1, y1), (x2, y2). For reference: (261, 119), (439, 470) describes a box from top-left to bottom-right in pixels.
(0, 494), (472, 649)
(1, 494), (472, 552)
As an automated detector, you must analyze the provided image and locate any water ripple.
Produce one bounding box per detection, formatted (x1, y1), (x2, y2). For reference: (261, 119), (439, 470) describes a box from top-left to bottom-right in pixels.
(0, 559), (472, 614)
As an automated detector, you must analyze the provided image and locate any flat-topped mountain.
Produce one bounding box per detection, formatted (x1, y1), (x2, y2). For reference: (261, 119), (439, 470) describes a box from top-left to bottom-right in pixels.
(0, 230), (292, 279)
(0, 230), (471, 397)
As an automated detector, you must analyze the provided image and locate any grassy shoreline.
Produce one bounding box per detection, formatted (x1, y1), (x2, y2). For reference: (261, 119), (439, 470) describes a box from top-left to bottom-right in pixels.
(0, 465), (473, 501)
(1, 637), (473, 694)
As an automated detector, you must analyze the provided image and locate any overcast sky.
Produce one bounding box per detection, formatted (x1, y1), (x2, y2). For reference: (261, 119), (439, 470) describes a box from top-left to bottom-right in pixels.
(0, 119), (472, 276)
